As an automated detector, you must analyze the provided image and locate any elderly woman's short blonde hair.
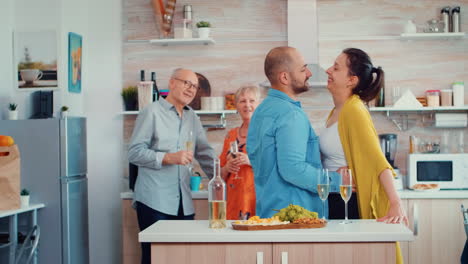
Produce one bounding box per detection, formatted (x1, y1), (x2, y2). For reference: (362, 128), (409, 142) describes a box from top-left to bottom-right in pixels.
(235, 85), (261, 103)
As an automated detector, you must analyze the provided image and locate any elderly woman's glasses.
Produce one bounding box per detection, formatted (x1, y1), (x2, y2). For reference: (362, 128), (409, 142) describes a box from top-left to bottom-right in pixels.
(173, 78), (200, 90)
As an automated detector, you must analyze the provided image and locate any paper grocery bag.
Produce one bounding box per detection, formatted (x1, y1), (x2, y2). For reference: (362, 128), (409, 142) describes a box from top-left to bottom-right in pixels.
(0, 145), (21, 210)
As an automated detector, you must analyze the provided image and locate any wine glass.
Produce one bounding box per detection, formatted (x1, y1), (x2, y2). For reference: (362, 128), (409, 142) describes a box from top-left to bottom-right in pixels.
(339, 169), (353, 224)
(317, 169), (330, 220)
(229, 141), (241, 179)
(186, 130), (194, 175)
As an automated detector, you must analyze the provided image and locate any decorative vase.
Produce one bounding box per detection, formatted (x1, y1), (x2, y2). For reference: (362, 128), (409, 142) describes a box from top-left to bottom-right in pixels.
(198, 27), (210, 38)
(8, 110), (18, 120)
(138, 81), (153, 110)
(61, 111), (69, 119)
(20, 195), (30, 207)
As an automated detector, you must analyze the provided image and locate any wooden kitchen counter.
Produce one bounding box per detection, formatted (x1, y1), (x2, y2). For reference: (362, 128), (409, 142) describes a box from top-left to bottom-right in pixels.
(139, 219), (414, 264)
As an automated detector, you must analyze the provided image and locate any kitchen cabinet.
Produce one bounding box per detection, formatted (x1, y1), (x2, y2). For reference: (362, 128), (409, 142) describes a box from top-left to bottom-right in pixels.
(121, 197), (208, 264)
(150, 242), (396, 264)
(122, 199), (141, 264)
(152, 243), (272, 264)
(272, 243), (395, 264)
(405, 199), (468, 264)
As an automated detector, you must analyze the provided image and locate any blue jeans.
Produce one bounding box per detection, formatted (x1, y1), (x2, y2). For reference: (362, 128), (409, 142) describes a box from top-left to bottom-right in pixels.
(136, 200), (195, 264)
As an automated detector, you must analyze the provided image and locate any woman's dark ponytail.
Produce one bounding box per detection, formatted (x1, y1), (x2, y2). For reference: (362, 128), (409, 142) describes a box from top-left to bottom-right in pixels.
(343, 48), (385, 103)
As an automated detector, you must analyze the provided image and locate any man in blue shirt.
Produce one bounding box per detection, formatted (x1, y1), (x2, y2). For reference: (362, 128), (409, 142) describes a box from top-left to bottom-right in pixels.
(247, 46), (324, 218)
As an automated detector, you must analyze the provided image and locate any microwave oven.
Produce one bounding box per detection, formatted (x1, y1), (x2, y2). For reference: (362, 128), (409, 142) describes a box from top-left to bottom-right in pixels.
(408, 153), (468, 189)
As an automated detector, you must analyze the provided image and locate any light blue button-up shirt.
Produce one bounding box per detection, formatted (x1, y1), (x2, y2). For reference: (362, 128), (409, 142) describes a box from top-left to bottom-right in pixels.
(128, 99), (214, 216)
(247, 89), (326, 218)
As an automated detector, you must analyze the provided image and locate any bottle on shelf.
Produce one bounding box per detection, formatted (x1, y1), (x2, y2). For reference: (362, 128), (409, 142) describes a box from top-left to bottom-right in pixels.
(375, 86), (385, 107)
(441, 7), (450, 33)
(151, 72), (160, 101)
(452, 7), (461, 33)
(208, 158), (226, 229)
(140, 70), (145, 82)
(183, 5), (193, 38)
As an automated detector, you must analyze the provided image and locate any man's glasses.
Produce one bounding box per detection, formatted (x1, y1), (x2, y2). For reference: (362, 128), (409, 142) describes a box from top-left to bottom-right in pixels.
(173, 78), (200, 90)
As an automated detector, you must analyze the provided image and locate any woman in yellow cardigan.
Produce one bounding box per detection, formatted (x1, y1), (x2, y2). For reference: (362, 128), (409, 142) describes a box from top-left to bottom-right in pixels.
(320, 48), (408, 263)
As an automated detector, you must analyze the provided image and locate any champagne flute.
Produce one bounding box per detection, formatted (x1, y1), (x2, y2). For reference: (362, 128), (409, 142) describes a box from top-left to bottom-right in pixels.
(230, 141), (241, 179)
(317, 169), (330, 220)
(339, 169), (353, 224)
(186, 130), (194, 175)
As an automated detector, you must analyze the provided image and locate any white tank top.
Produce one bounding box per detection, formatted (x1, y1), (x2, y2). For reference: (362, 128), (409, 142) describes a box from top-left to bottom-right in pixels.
(319, 122), (347, 171)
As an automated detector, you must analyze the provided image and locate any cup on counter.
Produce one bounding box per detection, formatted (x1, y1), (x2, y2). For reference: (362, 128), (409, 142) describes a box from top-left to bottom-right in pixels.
(190, 176), (201, 191)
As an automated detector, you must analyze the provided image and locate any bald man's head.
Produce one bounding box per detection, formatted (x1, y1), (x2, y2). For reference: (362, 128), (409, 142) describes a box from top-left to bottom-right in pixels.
(264, 47), (297, 85)
(171, 68), (196, 80)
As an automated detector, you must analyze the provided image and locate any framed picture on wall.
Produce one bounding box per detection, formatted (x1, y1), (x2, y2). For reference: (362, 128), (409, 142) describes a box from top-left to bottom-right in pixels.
(68, 32), (82, 93)
(14, 30), (58, 90)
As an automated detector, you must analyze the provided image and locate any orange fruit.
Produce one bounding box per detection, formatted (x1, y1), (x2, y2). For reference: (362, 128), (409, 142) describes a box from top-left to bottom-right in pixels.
(0, 135), (14, 147)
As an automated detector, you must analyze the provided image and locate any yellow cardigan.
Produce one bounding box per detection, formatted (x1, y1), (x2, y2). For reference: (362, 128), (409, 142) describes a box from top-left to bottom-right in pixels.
(334, 95), (403, 264)
(335, 95), (394, 219)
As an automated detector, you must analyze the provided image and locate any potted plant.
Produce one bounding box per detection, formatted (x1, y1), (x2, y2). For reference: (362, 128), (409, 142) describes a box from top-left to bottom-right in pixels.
(8, 103), (18, 120)
(20, 188), (30, 207)
(196, 21), (212, 39)
(61, 106), (69, 118)
(121, 86), (138, 111)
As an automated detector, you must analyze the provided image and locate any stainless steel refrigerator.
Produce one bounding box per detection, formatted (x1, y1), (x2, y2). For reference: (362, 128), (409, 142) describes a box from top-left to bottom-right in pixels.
(0, 117), (89, 264)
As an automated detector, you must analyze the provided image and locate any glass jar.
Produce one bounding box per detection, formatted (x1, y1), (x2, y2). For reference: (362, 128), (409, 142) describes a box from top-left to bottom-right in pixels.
(452, 82), (465, 106)
(426, 90), (440, 107)
(440, 89), (453, 106)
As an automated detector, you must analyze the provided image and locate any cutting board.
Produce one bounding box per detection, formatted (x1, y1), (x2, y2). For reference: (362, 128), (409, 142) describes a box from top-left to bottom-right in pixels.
(232, 222), (326, 231)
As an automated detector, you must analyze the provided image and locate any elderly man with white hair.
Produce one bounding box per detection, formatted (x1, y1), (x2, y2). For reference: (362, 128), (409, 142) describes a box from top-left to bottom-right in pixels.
(128, 68), (215, 264)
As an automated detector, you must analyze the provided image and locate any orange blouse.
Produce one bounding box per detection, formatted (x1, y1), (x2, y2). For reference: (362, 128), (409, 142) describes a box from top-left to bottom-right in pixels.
(219, 128), (256, 220)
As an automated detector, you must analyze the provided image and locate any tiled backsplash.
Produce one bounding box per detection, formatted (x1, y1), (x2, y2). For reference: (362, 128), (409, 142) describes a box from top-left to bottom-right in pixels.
(121, 0), (467, 189)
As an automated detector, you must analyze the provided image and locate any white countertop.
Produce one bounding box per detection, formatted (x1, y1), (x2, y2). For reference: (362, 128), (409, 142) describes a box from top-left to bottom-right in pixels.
(120, 191), (208, 199)
(0, 203), (45, 218)
(139, 219), (414, 243)
(398, 189), (468, 199)
(122, 190), (468, 200)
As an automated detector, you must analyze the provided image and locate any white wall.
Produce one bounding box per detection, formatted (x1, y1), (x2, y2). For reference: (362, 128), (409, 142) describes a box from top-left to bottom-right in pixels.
(0, 0), (14, 116)
(84, 0), (123, 263)
(1, 0), (123, 263)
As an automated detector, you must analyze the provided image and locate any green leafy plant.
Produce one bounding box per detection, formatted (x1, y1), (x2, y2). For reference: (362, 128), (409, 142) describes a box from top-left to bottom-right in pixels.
(8, 103), (17, 111)
(121, 86), (138, 111)
(196, 21), (211, 28)
(21, 188), (30, 196)
(61, 106), (69, 112)
(121, 86), (138, 100)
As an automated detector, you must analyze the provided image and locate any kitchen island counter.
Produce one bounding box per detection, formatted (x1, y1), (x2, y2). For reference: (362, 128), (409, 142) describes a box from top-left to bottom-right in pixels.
(140, 220), (413, 264)
(140, 219), (413, 243)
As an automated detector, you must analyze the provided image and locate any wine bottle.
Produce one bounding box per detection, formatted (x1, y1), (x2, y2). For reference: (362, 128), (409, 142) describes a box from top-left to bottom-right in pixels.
(151, 72), (160, 101)
(140, 70), (145, 81)
(208, 158), (226, 229)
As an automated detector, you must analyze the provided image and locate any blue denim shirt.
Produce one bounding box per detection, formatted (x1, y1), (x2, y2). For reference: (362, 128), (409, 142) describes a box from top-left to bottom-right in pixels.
(247, 89), (328, 218)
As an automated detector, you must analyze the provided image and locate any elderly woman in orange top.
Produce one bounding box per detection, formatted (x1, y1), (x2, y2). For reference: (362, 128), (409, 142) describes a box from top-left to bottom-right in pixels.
(220, 85), (260, 220)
